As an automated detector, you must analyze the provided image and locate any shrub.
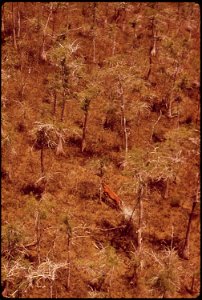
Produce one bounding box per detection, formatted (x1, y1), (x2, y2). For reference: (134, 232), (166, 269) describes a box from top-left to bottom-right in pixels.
(148, 248), (182, 297)
(76, 181), (98, 200)
(170, 198), (181, 208)
(2, 223), (24, 258)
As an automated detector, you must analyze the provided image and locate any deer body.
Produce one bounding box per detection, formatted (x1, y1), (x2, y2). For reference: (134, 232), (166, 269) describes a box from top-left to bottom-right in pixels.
(102, 182), (122, 209)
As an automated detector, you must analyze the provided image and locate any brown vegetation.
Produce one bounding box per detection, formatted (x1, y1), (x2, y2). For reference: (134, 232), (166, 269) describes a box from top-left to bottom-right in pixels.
(1, 2), (200, 298)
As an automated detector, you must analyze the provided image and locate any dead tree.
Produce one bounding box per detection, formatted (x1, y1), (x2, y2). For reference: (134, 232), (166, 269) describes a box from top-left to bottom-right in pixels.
(52, 90), (57, 116)
(98, 160), (104, 203)
(40, 146), (45, 175)
(92, 2), (97, 28)
(124, 176), (144, 249)
(81, 98), (91, 152)
(151, 109), (162, 142)
(137, 180), (144, 251)
(146, 17), (157, 80)
(164, 61), (181, 119)
(56, 133), (65, 156)
(60, 58), (70, 122)
(35, 209), (42, 264)
(11, 3), (18, 50)
(40, 3), (53, 62)
(180, 174), (200, 259)
(118, 77), (128, 164)
(17, 3), (21, 38)
(51, 3), (60, 37)
(92, 3), (97, 63)
(112, 27), (117, 56)
(2, 4), (5, 33)
(63, 217), (72, 290)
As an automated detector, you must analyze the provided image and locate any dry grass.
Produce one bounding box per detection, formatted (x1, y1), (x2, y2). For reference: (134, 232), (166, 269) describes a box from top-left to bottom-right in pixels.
(1, 2), (200, 298)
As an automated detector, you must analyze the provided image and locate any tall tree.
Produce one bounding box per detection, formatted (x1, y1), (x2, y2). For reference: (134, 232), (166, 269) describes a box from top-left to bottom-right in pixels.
(11, 3), (18, 50)
(77, 79), (100, 152)
(47, 35), (81, 121)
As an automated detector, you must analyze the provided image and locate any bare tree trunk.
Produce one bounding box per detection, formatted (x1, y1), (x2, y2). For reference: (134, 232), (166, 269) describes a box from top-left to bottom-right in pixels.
(67, 235), (71, 290)
(2, 4), (5, 33)
(56, 134), (65, 156)
(8, 157), (13, 182)
(52, 3), (59, 37)
(122, 109), (128, 162)
(35, 210), (41, 264)
(164, 178), (169, 199)
(124, 199), (138, 232)
(119, 78), (128, 162)
(112, 30), (116, 55)
(81, 111), (89, 152)
(151, 38), (156, 57)
(151, 110), (162, 142)
(146, 53), (152, 80)
(99, 178), (103, 203)
(2, 280), (8, 298)
(146, 18), (156, 80)
(166, 62), (180, 118)
(93, 37), (96, 63)
(180, 178), (199, 259)
(177, 3), (180, 20)
(170, 225), (174, 249)
(91, 3), (97, 63)
(19, 72), (28, 100)
(17, 3), (21, 38)
(66, 220), (72, 291)
(180, 200), (197, 260)
(61, 60), (69, 122)
(37, 5), (42, 32)
(52, 14), (56, 37)
(99, 161), (104, 203)
(52, 91), (57, 115)
(124, 181), (144, 242)
(65, 3), (70, 34)
(12, 3), (18, 50)
(40, 147), (45, 175)
(177, 102), (180, 129)
(92, 2), (97, 27)
(61, 92), (66, 122)
(137, 185), (144, 251)
(190, 274), (195, 294)
(168, 98), (175, 118)
(40, 3), (53, 61)
(196, 99), (200, 125)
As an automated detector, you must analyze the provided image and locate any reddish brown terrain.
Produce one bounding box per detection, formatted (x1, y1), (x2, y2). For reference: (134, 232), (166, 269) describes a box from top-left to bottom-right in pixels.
(1, 2), (200, 298)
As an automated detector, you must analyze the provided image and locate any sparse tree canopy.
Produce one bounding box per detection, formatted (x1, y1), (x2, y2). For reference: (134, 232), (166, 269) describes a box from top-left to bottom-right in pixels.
(2, 2), (200, 298)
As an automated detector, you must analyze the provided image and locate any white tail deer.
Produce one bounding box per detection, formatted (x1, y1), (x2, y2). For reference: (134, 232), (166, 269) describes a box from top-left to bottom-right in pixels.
(102, 182), (122, 209)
